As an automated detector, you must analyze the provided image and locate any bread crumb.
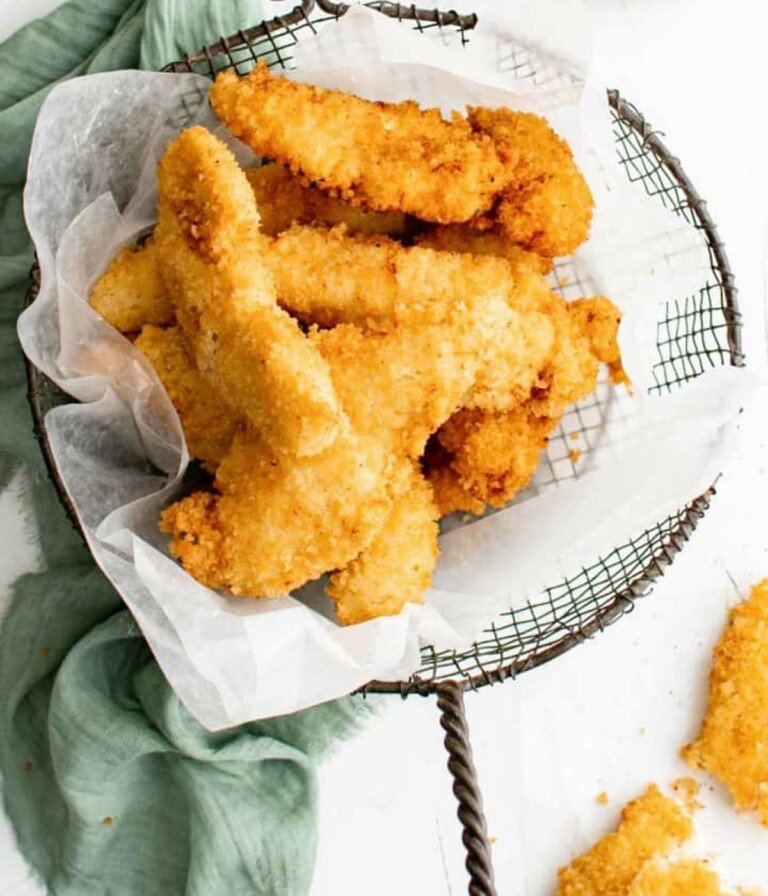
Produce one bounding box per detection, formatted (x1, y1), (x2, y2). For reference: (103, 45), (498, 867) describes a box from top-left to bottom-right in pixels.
(569, 448), (582, 464)
(683, 579), (768, 825)
(39, 647), (50, 657)
(596, 792), (609, 806)
(639, 727), (646, 736)
(22, 761), (32, 773)
(671, 777), (702, 812)
(489, 835), (498, 845)
(102, 816), (114, 826)
(556, 784), (692, 896)
(569, 432), (580, 441)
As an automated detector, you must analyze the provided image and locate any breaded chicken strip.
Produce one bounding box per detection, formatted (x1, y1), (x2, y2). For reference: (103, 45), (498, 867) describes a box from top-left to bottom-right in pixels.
(556, 785), (693, 896)
(429, 296), (622, 513)
(210, 63), (510, 224)
(161, 274), (511, 603)
(468, 107), (594, 258)
(155, 126), (342, 457)
(246, 163), (410, 237)
(134, 324), (241, 470)
(90, 238), (173, 333)
(327, 465), (439, 625)
(415, 223), (553, 275)
(683, 579), (768, 826)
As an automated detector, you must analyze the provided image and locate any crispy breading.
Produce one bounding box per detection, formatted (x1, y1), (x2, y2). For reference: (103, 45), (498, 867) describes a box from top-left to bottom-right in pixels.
(430, 407), (556, 511)
(555, 785), (693, 896)
(683, 579), (768, 826)
(468, 107), (594, 257)
(161, 269), (511, 602)
(210, 63), (510, 224)
(427, 295), (622, 513)
(89, 238), (173, 332)
(154, 126), (342, 457)
(134, 324), (241, 470)
(628, 860), (727, 896)
(327, 465), (439, 625)
(245, 163), (410, 237)
(415, 223), (553, 275)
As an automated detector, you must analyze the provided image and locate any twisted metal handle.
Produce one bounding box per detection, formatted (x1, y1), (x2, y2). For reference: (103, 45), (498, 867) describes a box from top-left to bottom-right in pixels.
(437, 682), (497, 896)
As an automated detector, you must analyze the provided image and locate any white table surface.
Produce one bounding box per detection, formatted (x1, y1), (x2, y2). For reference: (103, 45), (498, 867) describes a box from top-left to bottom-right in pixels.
(2, 1), (767, 894)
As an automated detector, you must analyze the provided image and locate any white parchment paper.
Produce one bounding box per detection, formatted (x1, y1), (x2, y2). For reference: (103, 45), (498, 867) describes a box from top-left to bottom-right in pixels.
(17, 6), (753, 728)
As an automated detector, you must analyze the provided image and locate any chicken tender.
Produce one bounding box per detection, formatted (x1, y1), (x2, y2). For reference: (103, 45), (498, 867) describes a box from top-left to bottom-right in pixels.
(134, 324), (240, 470)
(246, 162), (410, 237)
(468, 107), (594, 258)
(161, 271), (510, 602)
(556, 785), (693, 896)
(415, 223), (553, 275)
(327, 465), (439, 625)
(155, 126), (342, 457)
(89, 238), (173, 332)
(210, 63), (510, 224)
(683, 579), (768, 826)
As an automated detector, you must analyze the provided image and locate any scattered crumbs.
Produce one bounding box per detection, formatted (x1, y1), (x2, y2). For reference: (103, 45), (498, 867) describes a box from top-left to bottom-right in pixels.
(557, 276), (570, 288)
(671, 777), (702, 812)
(639, 727), (646, 736)
(39, 647), (50, 657)
(22, 761), (33, 773)
(569, 449), (582, 465)
(489, 835), (498, 845)
(102, 816), (114, 826)
(596, 792), (609, 806)
(569, 432), (580, 441)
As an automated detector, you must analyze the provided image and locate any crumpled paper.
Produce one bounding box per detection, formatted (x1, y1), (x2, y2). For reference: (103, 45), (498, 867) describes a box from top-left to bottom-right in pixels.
(17, 5), (752, 728)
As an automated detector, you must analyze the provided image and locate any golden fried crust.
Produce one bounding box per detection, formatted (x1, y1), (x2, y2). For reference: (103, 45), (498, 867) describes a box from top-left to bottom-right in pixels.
(155, 126), (342, 457)
(628, 860), (727, 896)
(683, 579), (768, 826)
(134, 325), (241, 470)
(570, 295), (628, 385)
(210, 63), (510, 224)
(415, 223), (553, 275)
(468, 107), (594, 258)
(89, 239), (173, 332)
(327, 465), (439, 625)
(245, 163), (410, 237)
(432, 407), (556, 510)
(555, 785), (693, 896)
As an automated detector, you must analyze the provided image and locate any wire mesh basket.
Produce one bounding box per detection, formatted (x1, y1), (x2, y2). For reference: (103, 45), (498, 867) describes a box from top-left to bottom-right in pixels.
(24, 2), (743, 893)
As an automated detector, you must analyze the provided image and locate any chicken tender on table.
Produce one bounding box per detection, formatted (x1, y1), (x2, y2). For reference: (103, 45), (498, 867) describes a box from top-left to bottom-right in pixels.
(556, 785), (693, 896)
(210, 63), (511, 224)
(683, 579), (768, 826)
(155, 126), (342, 457)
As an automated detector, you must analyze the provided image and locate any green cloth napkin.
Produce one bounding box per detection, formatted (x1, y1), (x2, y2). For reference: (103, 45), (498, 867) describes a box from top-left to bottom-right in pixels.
(0, 3), (373, 894)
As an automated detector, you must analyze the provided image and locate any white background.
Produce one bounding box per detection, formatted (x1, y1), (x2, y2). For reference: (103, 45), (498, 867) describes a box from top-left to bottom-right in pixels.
(1, 0), (767, 894)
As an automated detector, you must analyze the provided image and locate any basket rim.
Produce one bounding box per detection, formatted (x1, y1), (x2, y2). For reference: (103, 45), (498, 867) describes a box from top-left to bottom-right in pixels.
(22, 5), (742, 699)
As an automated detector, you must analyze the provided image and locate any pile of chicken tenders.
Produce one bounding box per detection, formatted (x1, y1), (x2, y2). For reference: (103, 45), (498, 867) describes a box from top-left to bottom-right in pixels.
(89, 63), (626, 625)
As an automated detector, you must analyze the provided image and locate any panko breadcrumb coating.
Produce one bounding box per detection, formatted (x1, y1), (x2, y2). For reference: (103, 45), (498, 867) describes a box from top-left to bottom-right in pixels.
(683, 579), (768, 826)
(415, 223), (553, 275)
(155, 126), (342, 458)
(134, 325), (241, 470)
(210, 63), (510, 224)
(89, 239), (172, 333)
(327, 465), (439, 625)
(161, 258), (513, 602)
(468, 107), (594, 258)
(556, 784), (693, 896)
(627, 860), (727, 896)
(245, 163), (411, 237)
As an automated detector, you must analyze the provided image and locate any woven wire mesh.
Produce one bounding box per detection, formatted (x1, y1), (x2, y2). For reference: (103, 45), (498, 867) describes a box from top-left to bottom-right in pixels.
(26, 0), (743, 695)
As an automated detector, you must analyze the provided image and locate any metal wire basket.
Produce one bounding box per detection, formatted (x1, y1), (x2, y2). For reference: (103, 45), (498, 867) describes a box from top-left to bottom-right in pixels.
(24, 2), (743, 893)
